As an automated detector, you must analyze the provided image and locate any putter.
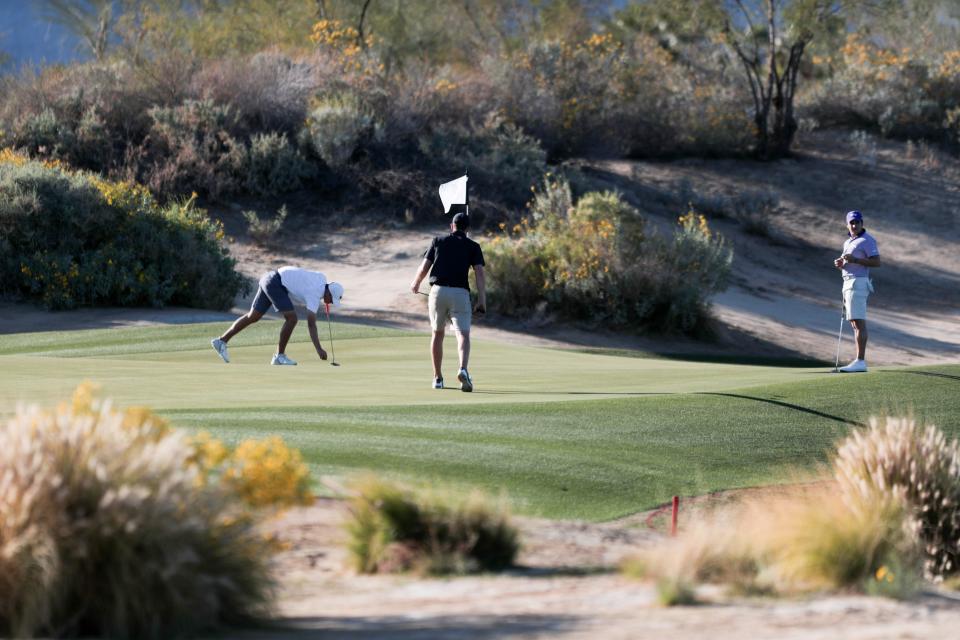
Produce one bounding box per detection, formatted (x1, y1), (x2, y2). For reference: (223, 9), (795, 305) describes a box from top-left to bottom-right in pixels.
(833, 298), (846, 373)
(324, 303), (339, 366)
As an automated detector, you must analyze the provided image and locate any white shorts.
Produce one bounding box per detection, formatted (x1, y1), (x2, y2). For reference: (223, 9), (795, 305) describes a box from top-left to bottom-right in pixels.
(842, 278), (872, 320)
(429, 286), (471, 332)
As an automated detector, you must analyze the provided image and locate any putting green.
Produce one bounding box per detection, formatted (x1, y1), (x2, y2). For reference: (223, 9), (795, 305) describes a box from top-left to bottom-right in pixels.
(0, 320), (828, 411)
(3, 321), (957, 520)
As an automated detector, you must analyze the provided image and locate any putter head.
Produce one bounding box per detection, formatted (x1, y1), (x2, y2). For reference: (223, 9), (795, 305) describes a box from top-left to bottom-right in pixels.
(331, 361), (340, 367)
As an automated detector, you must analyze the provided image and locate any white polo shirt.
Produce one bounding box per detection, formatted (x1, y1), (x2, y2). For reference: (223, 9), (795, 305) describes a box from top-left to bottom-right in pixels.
(278, 266), (327, 313)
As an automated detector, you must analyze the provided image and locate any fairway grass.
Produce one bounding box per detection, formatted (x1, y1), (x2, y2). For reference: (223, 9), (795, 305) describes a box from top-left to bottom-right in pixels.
(2, 321), (959, 520)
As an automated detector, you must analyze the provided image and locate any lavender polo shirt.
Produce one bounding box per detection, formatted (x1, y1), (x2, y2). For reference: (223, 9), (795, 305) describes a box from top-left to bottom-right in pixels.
(841, 230), (879, 279)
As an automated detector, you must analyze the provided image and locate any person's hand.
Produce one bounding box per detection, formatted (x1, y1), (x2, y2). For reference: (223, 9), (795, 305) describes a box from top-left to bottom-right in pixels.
(318, 348), (328, 361)
(834, 257), (844, 268)
(410, 281), (421, 295)
(474, 303), (486, 315)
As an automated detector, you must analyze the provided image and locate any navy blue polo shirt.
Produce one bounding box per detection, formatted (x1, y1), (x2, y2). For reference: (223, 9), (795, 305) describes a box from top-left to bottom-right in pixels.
(424, 231), (485, 291)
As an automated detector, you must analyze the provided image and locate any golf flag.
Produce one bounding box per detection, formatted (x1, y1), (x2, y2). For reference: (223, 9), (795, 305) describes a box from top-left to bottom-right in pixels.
(438, 175), (468, 214)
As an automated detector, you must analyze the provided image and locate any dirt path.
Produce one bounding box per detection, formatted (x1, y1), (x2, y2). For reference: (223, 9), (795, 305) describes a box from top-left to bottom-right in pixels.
(232, 496), (960, 640)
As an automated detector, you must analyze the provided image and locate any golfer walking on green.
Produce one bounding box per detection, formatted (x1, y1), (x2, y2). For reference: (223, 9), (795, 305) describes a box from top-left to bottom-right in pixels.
(410, 212), (486, 391)
(834, 210), (881, 372)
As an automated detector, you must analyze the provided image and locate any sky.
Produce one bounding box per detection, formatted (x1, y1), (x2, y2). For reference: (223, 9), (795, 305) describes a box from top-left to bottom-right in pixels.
(0, 2), (85, 70)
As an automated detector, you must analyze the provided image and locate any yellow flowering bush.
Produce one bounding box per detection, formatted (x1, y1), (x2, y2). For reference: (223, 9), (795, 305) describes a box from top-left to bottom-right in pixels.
(223, 436), (314, 509)
(0, 153), (244, 310)
(803, 33), (960, 141)
(485, 177), (731, 333)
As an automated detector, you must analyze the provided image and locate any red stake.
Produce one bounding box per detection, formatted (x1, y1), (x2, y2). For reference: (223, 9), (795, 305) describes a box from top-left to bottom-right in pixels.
(671, 496), (679, 537)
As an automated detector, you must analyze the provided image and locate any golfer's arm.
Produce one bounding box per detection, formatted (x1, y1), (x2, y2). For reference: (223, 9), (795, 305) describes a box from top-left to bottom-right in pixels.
(474, 265), (486, 306)
(411, 259), (432, 292)
(858, 256), (881, 267)
(306, 313), (324, 354)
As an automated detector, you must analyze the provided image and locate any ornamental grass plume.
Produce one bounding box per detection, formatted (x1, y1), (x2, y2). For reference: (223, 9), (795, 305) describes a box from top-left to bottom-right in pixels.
(0, 384), (275, 638)
(834, 416), (960, 578)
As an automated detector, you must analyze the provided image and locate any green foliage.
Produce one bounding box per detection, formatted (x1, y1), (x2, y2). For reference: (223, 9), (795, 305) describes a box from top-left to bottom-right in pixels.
(485, 178), (732, 334)
(243, 204), (288, 245)
(246, 133), (315, 196)
(303, 92), (380, 168)
(418, 116), (547, 207)
(145, 99), (248, 199)
(655, 577), (699, 606)
(834, 416), (960, 578)
(802, 35), (960, 143)
(0, 385), (275, 638)
(346, 476), (519, 575)
(0, 152), (245, 310)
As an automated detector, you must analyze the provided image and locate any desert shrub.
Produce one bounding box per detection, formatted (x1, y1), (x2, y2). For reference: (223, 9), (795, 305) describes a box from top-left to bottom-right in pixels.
(0, 385), (277, 638)
(12, 108), (75, 158)
(802, 35), (960, 143)
(192, 52), (319, 133)
(244, 204), (288, 245)
(676, 180), (778, 236)
(346, 476), (519, 575)
(302, 92), (381, 168)
(762, 488), (916, 591)
(0, 150), (245, 310)
(417, 115), (547, 209)
(834, 416), (960, 579)
(728, 190), (778, 237)
(485, 179), (732, 334)
(627, 485), (919, 597)
(246, 133), (315, 196)
(144, 99), (248, 199)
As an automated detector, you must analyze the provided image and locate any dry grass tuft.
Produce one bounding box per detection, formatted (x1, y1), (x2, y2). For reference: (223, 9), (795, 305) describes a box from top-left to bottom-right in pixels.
(345, 476), (519, 575)
(0, 384), (281, 638)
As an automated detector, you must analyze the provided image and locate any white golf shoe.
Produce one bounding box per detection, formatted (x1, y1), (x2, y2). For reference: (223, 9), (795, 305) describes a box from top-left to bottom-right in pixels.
(211, 338), (229, 363)
(432, 377), (444, 390)
(271, 353), (298, 366)
(457, 368), (473, 392)
(838, 359), (867, 373)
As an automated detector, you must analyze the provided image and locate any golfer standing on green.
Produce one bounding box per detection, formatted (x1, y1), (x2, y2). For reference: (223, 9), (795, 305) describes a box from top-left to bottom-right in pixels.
(834, 210), (881, 373)
(410, 212), (486, 391)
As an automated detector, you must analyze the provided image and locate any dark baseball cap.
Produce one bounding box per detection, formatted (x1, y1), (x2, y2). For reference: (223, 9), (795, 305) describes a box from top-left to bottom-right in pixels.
(452, 212), (470, 229)
(846, 210), (863, 223)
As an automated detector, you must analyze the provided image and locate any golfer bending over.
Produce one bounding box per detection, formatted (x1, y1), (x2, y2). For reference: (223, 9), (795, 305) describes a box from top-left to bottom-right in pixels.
(833, 210), (880, 373)
(211, 266), (343, 365)
(410, 212), (486, 392)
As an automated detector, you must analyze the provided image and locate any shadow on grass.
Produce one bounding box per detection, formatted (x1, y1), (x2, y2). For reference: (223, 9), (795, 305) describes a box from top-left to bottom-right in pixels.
(559, 347), (828, 369)
(470, 390), (668, 397)
(892, 370), (960, 383)
(231, 613), (580, 639)
(698, 392), (865, 427)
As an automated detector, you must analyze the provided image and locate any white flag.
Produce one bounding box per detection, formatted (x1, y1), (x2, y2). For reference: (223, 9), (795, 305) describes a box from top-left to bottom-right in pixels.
(438, 175), (468, 213)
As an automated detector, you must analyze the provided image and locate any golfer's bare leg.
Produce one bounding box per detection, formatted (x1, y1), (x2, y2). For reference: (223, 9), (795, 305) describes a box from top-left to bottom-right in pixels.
(851, 319), (868, 360)
(457, 331), (470, 371)
(431, 330), (444, 379)
(278, 311), (298, 354)
(220, 309), (264, 342)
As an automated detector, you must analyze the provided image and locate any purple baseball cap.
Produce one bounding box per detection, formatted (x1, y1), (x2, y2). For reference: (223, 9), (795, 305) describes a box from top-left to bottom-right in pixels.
(846, 210), (863, 223)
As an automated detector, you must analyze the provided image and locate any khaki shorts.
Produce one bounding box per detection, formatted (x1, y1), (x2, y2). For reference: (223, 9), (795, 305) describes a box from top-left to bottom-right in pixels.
(429, 285), (471, 333)
(842, 277), (872, 320)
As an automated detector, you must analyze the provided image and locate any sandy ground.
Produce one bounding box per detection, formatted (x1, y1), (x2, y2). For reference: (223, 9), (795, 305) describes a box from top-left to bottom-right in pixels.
(3, 132), (960, 637)
(231, 496), (960, 640)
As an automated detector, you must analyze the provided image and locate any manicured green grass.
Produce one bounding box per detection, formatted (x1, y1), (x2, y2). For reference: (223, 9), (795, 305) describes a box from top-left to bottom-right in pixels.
(2, 321), (958, 520)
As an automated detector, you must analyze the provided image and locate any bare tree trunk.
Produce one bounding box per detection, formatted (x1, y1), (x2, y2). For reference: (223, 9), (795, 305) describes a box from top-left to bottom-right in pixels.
(357, 0), (373, 47)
